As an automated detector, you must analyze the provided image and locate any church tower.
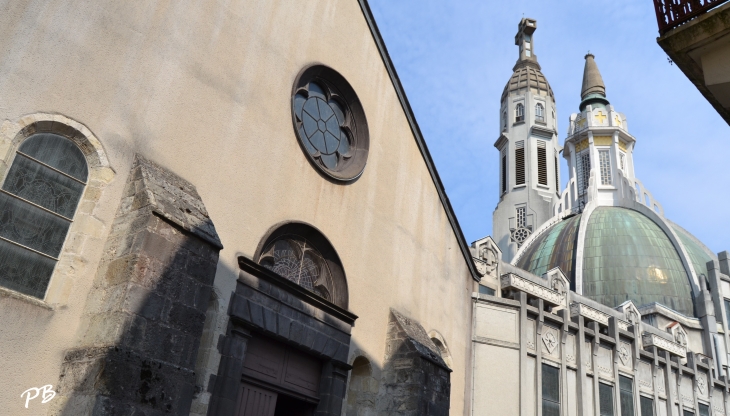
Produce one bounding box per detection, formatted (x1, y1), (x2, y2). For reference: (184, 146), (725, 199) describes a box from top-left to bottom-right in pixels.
(493, 18), (562, 261)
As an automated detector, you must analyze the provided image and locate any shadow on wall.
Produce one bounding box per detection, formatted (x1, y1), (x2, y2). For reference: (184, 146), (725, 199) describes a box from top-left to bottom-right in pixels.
(344, 310), (452, 416)
(51, 154), (224, 415)
(47, 155), (452, 416)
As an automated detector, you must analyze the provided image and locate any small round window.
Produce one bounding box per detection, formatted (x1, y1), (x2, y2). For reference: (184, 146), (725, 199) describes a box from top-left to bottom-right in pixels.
(292, 65), (369, 182)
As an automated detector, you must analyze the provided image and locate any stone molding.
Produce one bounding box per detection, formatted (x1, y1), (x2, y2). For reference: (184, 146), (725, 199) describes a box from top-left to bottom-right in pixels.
(569, 302), (610, 325)
(500, 273), (563, 306)
(642, 332), (687, 357)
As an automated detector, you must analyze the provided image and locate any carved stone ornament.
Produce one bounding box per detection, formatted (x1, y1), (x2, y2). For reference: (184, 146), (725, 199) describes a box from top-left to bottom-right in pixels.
(500, 273), (563, 306)
(696, 374), (707, 395)
(618, 345), (630, 366)
(570, 302), (610, 326)
(641, 332), (687, 358)
(475, 244), (498, 277)
(542, 331), (558, 354)
(551, 278), (566, 297)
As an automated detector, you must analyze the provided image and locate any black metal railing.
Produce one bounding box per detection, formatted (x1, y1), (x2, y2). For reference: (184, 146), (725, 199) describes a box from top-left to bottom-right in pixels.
(654, 0), (729, 34)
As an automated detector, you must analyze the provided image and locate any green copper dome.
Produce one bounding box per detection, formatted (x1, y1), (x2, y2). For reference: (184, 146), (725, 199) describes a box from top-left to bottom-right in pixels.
(514, 207), (696, 317)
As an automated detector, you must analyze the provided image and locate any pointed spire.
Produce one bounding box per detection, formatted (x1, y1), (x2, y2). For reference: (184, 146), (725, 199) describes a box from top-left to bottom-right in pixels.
(581, 53), (606, 100)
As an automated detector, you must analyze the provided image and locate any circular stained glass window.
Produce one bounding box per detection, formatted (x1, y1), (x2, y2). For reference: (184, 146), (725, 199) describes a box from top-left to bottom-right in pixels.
(292, 65), (369, 182)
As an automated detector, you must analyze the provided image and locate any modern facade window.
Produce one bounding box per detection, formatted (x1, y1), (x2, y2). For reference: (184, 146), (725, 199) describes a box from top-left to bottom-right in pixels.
(515, 103), (525, 123)
(542, 363), (560, 416)
(619, 376), (635, 416)
(515, 141), (526, 185)
(577, 150), (591, 195)
(684, 410), (695, 416)
(537, 140), (548, 185)
(257, 222), (349, 308)
(0, 133), (88, 298)
(292, 65), (369, 182)
(501, 148), (507, 194)
(599, 149), (612, 185)
(536, 103), (545, 123)
(724, 299), (730, 326)
(698, 403), (710, 416)
(517, 206), (526, 228)
(639, 396), (654, 416)
(599, 382), (614, 416)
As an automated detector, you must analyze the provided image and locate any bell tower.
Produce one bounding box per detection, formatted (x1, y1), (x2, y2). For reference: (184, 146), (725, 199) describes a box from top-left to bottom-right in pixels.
(493, 18), (562, 261)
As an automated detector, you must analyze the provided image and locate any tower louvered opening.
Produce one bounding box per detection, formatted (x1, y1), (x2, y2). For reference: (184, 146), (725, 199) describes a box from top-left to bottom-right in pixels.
(515, 141), (525, 185)
(537, 141), (547, 186)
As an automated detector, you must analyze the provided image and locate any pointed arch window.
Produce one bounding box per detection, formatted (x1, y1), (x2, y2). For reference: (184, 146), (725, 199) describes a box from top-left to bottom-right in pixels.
(515, 103), (524, 123)
(535, 103), (545, 123)
(0, 133), (88, 298)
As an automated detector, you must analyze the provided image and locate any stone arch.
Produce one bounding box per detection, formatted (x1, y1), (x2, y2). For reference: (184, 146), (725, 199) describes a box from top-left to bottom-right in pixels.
(428, 330), (453, 369)
(345, 355), (378, 416)
(0, 113), (115, 305)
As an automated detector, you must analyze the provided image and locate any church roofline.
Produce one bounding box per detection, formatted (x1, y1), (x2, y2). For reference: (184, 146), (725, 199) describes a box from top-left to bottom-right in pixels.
(357, 0), (481, 282)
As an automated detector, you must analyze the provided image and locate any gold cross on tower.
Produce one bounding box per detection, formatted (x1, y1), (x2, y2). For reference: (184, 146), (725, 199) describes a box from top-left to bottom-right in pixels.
(595, 111), (607, 124)
(614, 115), (621, 127)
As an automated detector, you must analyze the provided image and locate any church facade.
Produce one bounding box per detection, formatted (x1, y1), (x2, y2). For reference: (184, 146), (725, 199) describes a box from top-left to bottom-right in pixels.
(0, 1), (479, 415)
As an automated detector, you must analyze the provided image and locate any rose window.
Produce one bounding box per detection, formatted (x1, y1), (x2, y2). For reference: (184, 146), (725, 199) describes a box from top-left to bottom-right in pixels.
(511, 227), (531, 246)
(291, 65), (369, 182)
(293, 83), (352, 171)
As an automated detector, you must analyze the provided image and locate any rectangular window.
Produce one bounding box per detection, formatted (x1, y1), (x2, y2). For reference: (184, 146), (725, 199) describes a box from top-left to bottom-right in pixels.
(698, 403), (710, 416)
(542, 364), (560, 416)
(517, 206), (526, 228)
(599, 383), (614, 416)
(576, 150), (591, 195)
(515, 141), (526, 185)
(683, 410), (694, 416)
(478, 285), (495, 296)
(537, 141), (548, 186)
(639, 396), (654, 416)
(619, 376), (635, 416)
(599, 149), (612, 185)
(501, 149), (507, 194)
(723, 299), (730, 326)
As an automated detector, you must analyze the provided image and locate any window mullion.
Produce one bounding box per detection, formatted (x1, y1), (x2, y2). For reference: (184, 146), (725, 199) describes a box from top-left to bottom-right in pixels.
(0, 189), (74, 222)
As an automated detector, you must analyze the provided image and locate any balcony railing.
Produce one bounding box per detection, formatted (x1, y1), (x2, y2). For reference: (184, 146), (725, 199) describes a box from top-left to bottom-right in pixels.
(654, 0), (729, 34)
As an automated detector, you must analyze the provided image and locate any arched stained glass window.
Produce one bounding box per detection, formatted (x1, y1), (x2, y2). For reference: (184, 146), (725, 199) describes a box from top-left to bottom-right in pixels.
(0, 133), (88, 298)
(256, 222), (348, 309)
(515, 103), (524, 123)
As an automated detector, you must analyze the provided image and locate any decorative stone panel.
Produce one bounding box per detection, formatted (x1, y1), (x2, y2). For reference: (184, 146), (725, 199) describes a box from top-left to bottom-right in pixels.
(642, 333), (687, 357)
(566, 334), (576, 366)
(570, 302), (610, 326)
(541, 325), (561, 359)
(638, 361), (653, 393)
(618, 341), (633, 371)
(597, 346), (613, 378)
(526, 319), (536, 351)
(501, 273), (563, 306)
(53, 155), (222, 415)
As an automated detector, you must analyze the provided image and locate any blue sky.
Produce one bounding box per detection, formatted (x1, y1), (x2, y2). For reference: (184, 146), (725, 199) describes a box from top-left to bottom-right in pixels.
(368, 0), (730, 254)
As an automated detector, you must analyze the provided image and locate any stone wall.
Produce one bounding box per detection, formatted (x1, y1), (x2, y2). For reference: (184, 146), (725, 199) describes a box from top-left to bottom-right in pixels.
(52, 155), (222, 415)
(377, 309), (451, 416)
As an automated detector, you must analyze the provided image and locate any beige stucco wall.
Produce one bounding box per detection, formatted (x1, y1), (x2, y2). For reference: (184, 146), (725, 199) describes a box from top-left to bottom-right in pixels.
(0, 0), (474, 414)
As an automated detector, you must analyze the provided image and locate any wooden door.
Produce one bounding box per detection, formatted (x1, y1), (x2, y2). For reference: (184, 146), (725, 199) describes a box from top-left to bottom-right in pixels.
(236, 383), (277, 416)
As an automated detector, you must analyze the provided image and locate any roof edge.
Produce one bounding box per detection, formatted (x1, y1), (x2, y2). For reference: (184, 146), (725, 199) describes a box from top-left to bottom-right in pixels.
(357, 0), (480, 281)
